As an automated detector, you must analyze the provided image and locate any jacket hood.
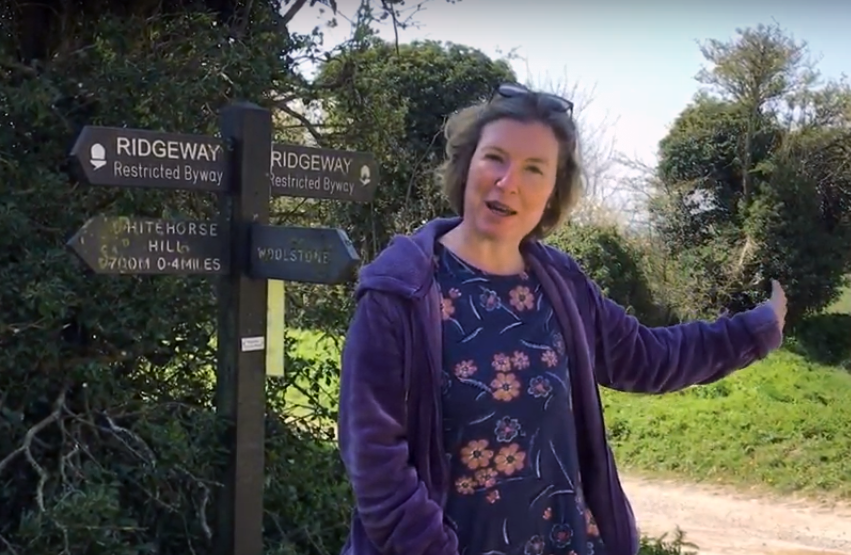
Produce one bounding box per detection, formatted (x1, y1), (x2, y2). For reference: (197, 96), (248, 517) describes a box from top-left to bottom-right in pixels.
(355, 217), (460, 300)
(355, 216), (586, 300)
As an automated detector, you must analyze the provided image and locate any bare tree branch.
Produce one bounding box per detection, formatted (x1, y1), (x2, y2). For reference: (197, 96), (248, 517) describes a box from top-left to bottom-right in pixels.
(273, 100), (325, 145)
(519, 64), (625, 227)
(379, 0), (401, 55)
(233, 0), (255, 37)
(282, 0), (311, 27)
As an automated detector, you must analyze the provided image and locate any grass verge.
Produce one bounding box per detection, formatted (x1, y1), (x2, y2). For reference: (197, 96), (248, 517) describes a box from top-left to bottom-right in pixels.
(826, 281), (851, 314)
(281, 328), (340, 423)
(602, 349), (851, 499)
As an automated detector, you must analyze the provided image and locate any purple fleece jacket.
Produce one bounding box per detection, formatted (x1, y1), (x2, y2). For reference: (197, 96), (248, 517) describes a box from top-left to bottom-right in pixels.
(337, 217), (782, 555)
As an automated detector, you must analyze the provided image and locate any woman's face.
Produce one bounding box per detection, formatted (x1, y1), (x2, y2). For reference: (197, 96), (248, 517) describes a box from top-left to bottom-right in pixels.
(462, 118), (559, 245)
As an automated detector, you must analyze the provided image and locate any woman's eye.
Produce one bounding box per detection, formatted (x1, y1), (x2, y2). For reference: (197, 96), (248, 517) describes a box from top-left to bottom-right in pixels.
(484, 153), (502, 162)
(526, 166), (543, 175)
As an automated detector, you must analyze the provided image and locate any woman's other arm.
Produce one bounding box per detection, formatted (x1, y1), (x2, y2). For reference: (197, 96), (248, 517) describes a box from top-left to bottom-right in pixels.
(338, 291), (458, 555)
(588, 279), (784, 394)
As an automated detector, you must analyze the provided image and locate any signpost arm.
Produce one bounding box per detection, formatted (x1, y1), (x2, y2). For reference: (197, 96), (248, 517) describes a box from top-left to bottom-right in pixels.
(215, 102), (272, 555)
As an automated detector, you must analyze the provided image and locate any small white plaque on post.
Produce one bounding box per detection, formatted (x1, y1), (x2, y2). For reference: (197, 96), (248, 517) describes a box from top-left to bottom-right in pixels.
(240, 336), (266, 352)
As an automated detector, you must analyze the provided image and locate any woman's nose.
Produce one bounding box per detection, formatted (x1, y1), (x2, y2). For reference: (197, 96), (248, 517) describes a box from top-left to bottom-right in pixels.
(494, 164), (521, 192)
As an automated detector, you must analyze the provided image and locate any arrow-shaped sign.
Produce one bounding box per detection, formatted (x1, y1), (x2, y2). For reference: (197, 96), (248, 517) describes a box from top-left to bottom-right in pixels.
(67, 215), (229, 275)
(69, 126), (379, 202)
(248, 224), (359, 284)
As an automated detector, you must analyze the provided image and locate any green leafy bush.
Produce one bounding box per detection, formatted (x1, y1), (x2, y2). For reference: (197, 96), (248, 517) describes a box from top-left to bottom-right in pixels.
(0, 4), (353, 554)
(787, 313), (851, 369)
(547, 223), (667, 325)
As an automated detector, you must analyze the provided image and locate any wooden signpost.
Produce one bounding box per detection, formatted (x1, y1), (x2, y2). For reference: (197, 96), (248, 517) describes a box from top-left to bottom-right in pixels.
(65, 102), (377, 555)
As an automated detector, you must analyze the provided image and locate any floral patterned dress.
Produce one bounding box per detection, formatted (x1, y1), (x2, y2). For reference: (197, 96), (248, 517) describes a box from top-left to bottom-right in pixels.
(435, 243), (606, 555)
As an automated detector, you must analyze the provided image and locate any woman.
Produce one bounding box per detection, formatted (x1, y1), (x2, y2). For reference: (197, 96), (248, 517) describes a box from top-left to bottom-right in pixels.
(337, 83), (786, 555)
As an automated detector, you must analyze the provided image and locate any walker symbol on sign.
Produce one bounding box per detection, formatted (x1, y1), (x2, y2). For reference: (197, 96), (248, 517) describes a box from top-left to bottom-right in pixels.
(90, 143), (106, 170)
(360, 165), (371, 186)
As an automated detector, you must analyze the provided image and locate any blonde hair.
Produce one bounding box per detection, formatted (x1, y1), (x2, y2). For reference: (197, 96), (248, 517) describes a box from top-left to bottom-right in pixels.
(438, 92), (583, 239)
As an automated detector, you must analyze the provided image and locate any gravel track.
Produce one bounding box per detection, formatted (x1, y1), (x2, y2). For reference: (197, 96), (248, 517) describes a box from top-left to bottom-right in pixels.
(622, 475), (851, 555)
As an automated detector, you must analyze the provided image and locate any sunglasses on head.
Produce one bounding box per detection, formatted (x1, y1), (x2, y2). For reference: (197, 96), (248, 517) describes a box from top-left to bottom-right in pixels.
(492, 83), (574, 117)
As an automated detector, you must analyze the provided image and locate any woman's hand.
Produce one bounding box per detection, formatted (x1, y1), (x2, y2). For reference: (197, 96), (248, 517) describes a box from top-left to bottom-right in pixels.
(768, 279), (787, 332)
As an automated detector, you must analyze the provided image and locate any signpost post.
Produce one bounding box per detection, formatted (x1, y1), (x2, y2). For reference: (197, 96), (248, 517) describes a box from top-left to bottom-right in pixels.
(65, 103), (374, 555)
(214, 102), (271, 555)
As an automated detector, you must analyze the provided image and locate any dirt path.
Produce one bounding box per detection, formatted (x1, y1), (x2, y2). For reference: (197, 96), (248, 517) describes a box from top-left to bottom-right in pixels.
(621, 475), (851, 555)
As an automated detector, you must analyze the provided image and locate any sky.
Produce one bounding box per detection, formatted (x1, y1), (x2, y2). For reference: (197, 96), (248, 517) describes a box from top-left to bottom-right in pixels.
(288, 0), (850, 207)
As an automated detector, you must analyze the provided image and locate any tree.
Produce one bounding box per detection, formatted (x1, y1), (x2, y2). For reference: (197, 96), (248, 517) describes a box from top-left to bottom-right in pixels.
(650, 23), (851, 321)
(653, 95), (783, 254)
(696, 23), (816, 204)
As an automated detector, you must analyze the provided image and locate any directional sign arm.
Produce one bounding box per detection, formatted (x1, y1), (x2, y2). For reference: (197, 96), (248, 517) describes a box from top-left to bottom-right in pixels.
(67, 215), (228, 275)
(248, 224), (359, 284)
(70, 125), (379, 201)
(70, 126), (226, 192)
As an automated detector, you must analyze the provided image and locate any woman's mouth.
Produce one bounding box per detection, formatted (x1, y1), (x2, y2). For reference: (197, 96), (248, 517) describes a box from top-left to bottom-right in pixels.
(485, 201), (517, 216)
